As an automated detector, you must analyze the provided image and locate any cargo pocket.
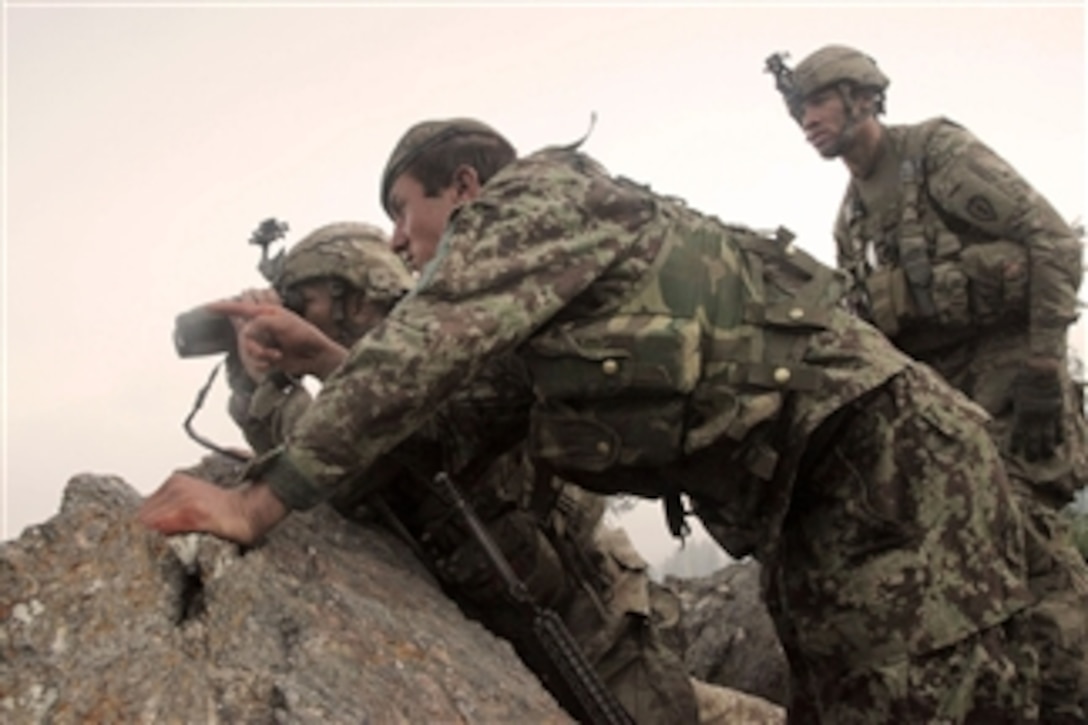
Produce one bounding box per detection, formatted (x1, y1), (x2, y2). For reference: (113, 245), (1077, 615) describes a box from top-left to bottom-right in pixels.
(809, 394), (921, 562)
(528, 398), (687, 472)
(524, 316), (700, 472)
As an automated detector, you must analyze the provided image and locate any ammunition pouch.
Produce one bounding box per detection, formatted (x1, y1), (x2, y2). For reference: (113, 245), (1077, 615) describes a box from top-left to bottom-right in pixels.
(525, 316), (701, 473)
(864, 240), (1028, 339)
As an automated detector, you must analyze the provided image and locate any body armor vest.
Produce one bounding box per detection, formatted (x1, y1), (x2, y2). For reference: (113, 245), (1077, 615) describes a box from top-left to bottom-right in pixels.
(519, 172), (908, 556)
(522, 198), (830, 475)
(839, 118), (1029, 356)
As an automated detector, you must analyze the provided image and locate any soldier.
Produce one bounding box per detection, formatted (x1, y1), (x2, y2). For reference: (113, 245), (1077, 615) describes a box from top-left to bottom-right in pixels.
(768, 44), (1088, 721)
(218, 221), (757, 723)
(142, 118), (1040, 721)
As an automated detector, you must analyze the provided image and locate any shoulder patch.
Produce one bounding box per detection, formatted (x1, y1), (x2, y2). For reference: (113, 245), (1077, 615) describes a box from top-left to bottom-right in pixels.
(966, 194), (998, 223)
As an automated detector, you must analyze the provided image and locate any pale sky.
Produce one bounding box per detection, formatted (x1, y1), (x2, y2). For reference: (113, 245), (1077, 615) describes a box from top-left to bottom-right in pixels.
(3, 1), (1085, 566)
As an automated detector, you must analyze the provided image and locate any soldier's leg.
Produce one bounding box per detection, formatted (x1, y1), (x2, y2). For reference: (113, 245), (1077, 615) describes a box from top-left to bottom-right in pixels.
(772, 366), (1036, 722)
(560, 524), (700, 724)
(1010, 484), (1088, 723)
(964, 339), (1088, 719)
(808, 613), (1039, 725)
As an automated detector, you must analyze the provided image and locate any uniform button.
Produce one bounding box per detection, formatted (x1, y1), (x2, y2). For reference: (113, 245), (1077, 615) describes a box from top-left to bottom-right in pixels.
(773, 367), (791, 385)
(788, 307), (804, 320)
(596, 441), (612, 455)
(601, 359), (620, 375)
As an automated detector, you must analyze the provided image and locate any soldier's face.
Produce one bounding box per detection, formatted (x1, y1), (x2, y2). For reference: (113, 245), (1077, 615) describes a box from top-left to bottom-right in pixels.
(387, 172), (460, 271)
(800, 88), (852, 159)
(289, 282), (339, 339)
(290, 281), (386, 345)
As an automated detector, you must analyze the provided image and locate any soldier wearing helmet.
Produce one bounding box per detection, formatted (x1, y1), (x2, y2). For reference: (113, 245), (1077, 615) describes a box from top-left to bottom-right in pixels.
(771, 44), (1088, 720)
(274, 221), (414, 345)
(144, 117), (1043, 721)
(223, 222), (413, 453)
(218, 218), (767, 723)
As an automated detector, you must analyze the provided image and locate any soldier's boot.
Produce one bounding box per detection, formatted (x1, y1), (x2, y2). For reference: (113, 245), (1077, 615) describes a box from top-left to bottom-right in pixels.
(690, 677), (784, 725)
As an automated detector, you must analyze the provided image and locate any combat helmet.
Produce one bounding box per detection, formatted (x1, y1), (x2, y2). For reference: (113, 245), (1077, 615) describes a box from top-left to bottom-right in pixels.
(770, 45), (889, 121)
(275, 221), (414, 310)
(380, 118), (510, 217)
(794, 44), (888, 98)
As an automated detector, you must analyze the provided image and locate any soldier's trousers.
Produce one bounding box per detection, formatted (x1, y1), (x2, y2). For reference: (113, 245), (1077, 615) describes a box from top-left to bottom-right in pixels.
(560, 524), (701, 724)
(781, 614), (1039, 724)
(768, 366), (1038, 723)
(1009, 482), (1088, 724)
(436, 505), (700, 724)
(917, 326), (1088, 721)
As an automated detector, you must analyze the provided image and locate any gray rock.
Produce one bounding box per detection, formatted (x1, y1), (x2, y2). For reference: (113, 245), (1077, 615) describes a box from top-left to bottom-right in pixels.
(667, 559), (791, 707)
(1, 471), (571, 723)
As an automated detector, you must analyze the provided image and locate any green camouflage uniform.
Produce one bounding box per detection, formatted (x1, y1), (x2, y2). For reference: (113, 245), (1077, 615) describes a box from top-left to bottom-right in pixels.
(831, 118), (1088, 722)
(247, 141), (1038, 722)
(228, 223), (701, 723)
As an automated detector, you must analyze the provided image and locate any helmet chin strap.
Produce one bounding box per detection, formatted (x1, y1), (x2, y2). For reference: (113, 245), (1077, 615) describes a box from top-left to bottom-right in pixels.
(830, 81), (872, 154)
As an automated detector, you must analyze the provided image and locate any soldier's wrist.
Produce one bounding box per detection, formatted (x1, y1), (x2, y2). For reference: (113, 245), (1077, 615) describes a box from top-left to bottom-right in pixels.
(247, 447), (326, 511)
(237, 482), (290, 541)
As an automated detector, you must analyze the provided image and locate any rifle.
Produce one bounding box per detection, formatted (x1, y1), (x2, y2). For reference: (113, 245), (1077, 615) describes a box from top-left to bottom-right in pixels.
(432, 472), (635, 725)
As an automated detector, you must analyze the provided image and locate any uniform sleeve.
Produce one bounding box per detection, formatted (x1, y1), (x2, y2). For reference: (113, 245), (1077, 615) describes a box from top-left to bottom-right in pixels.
(258, 163), (646, 510)
(924, 122), (1082, 358)
(229, 379), (314, 455)
(224, 351), (314, 454)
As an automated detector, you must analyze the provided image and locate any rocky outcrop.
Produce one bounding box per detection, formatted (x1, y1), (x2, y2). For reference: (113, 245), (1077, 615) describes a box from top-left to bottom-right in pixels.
(668, 560), (791, 708)
(2, 459), (790, 723)
(1, 472), (570, 723)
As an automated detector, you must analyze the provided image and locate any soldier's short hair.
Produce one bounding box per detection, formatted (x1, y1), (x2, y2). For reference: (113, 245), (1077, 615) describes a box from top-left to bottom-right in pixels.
(381, 118), (516, 216)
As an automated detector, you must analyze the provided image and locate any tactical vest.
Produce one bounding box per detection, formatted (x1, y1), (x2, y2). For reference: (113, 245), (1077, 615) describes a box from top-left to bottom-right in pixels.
(840, 118), (1029, 354)
(519, 180), (910, 556)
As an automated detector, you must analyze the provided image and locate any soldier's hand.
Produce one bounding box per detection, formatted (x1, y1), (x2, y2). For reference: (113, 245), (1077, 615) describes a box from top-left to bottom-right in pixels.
(138, 473), (288, 545)
(1010, 360), (1064, 462)
(233, 290), (280, 383)
(207, 299), (348, 380)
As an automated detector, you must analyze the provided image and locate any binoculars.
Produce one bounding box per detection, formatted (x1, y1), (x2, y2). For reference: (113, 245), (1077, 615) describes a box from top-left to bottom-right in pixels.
(173, 306), (235, 358)
(174, 217), (289, 358)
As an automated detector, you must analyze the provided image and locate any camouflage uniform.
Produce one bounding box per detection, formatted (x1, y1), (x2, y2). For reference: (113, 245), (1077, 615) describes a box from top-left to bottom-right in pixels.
(228, 222), (702, 723)
(246, 126), (1039, 722)
(776, 45), (1088, 721)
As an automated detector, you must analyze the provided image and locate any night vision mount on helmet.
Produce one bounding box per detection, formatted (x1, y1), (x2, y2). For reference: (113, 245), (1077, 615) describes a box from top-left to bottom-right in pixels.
(766, 45), (889, 122)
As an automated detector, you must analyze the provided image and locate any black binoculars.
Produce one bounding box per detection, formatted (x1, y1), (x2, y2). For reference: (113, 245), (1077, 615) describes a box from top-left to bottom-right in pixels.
(173, 307), (235, 358)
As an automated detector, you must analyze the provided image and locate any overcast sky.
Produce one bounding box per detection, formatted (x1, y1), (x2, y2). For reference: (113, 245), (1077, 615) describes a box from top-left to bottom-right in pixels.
(3, 1), (1085, 566)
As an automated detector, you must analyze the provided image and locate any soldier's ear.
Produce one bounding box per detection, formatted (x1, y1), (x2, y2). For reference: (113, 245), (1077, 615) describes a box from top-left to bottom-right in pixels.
(451, 164), (482, 203)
